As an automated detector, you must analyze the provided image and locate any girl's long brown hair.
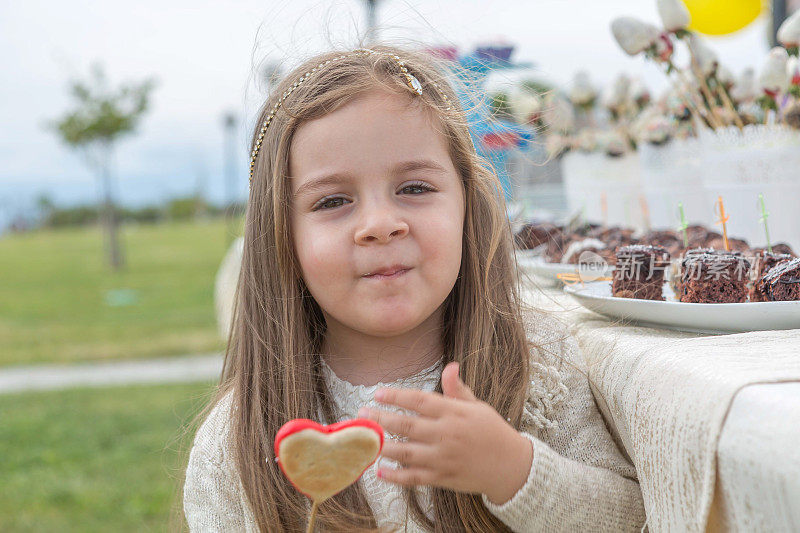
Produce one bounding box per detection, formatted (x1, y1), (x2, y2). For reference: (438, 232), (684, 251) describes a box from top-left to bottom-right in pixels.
(193, 43), (546, 532)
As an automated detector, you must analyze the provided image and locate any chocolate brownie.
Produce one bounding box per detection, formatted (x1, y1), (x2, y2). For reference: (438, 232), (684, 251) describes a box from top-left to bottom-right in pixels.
(756, 257), (800, 301)
(749, 250), (795, 302)
(514, 222), (568, 263)
(766, 243), (795, 256)
(679, 249), (751, 303)
(562, 238), (607, 265)
(514, 222), (563, 250)
(612, 244), (670, 301)
(705, 236), (751, 255)
(684, 225), (717, 249)
(641, 229), (684, 257)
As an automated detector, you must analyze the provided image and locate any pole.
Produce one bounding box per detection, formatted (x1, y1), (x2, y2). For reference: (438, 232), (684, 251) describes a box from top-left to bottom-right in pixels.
(364, 0), (379, 43)
(222, 112), (237, 244)
(101, 141), (124, 270)
(773, 0), (787, 48)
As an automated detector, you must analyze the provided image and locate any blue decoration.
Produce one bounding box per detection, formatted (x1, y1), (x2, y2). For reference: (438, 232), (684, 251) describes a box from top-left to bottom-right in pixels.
(440, 44), (536, 203)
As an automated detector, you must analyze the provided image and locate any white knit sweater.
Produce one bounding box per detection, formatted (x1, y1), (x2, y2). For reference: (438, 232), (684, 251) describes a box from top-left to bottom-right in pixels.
(183, 312), (647, 531)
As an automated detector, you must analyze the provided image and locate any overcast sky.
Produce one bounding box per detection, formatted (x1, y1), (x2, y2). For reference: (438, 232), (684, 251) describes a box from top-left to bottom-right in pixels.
(0, 0), (771, 216)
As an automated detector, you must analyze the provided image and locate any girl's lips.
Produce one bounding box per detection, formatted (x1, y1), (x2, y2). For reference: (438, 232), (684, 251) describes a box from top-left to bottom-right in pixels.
(364, 268), (410, 280)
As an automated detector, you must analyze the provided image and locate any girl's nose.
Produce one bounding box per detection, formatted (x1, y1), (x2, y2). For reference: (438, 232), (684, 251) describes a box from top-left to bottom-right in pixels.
(354, 200), (409, 244)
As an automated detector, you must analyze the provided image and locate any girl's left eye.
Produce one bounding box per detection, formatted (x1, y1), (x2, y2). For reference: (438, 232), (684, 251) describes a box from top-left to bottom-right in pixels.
(401, 181), (435, 195)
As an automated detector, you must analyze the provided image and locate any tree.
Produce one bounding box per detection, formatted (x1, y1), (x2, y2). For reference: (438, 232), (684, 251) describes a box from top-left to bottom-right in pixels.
(49, 63), (156, 270)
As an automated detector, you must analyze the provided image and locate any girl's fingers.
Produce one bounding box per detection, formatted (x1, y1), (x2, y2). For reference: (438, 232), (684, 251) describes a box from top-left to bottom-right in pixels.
(377, 466), (437, 487)
(360, 408), (438, 443)
(374, 387), (450, 418)
(379, 440), (437, 468)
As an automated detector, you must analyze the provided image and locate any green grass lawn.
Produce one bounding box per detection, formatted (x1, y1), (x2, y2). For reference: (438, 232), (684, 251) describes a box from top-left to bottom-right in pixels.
(0, 218), (242, 366)
(0, 381), (219, 532)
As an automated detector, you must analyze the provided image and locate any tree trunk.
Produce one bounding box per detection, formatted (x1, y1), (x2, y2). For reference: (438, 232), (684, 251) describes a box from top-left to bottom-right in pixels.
(99, 141), (124, 270)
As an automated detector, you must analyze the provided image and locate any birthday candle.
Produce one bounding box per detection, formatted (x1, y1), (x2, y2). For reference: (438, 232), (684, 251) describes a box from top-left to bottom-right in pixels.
(601, 192), (608, 228)
(580, 204), (590, 233)
(758, 193), (772, 254)
(715, 196), (730, 251)
(677, 202), (689, 248)
(639, 195), (651, 231)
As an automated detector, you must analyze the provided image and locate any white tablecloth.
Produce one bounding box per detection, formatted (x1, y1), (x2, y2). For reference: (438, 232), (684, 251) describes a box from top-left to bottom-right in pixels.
(708, 382), (800, 531)
(519, 282), (800, 532)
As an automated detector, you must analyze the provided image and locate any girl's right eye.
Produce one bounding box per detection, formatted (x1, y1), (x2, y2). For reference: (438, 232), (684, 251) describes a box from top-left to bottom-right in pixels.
(312, 197), (349, 211)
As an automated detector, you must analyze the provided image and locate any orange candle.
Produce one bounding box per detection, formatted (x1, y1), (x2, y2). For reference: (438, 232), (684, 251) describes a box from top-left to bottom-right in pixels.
(639, 195), (651, 231)
(715, 196), (730, 251)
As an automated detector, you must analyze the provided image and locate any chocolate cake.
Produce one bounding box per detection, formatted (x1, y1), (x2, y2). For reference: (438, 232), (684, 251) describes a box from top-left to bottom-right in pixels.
(514, 222), (568, 263)
(749, 250), (795, 302)
(679, 249), (751, 303)
(561, 238), (607, 265)
(641, 230), (683, 257)
(514, 222), (563, 250)
(755, 257), (800, 301)
(612, 244), (670, 301)
(706, 236), (751, 255)
(766, 242), (795, 256)
(685, 225), (718, 249)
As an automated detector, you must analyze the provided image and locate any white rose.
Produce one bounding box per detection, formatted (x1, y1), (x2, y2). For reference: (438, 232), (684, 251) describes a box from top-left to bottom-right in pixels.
(543, 95), (575, 133)
(545, 134), (568, 157)
(642, 115), (674, 144)
(687, 33), (718, 75)
(508, 89), (542, 125)
(601, 131), (628, 156)
(603, 74), (631, 110)
(759, 47), (790, 94)
(716, 66), (735, 86)
(575, 129), (599, 152)
(777, 9), (800, 47)
(787, 57), (800, 87)
(730, 68), (757, 102)
(629, 77), (651, 107)
(570, 71), (597, 107)
(611, 17), (660, 56)
(653, 32), (674, 62)
(657, 0), (691, 32)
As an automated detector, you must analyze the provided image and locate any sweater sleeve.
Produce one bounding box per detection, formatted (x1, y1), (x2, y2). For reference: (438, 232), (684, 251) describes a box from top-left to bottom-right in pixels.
(183, 392), (259, 532)
(480, 310), (647, 532)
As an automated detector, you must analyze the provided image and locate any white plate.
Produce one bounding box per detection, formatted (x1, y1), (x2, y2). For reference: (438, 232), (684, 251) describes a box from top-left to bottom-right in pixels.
(564, 281), (800, 334)
(516, 253), (612, 286)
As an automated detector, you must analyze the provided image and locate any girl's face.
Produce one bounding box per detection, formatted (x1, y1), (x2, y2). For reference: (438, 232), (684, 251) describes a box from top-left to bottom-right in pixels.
(289, 89), (465, 338)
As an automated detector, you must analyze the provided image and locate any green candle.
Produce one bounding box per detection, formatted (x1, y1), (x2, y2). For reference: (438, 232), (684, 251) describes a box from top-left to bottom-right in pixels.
(759, 193), (772, 254)
(677, 202), (689, 248)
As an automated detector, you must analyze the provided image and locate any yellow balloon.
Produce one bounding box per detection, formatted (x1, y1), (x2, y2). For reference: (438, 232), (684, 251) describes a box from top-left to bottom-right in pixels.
(682, 0), (763, 35)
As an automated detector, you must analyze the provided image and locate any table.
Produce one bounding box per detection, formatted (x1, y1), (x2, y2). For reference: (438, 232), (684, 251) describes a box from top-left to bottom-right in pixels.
(519, 281), (800, 532)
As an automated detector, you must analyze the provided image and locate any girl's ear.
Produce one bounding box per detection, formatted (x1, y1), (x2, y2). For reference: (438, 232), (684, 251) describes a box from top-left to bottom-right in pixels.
(441, 362), (477, 401)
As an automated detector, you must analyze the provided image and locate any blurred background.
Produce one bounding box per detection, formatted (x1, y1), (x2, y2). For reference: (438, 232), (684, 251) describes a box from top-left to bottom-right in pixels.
(1, 0), (797, 530)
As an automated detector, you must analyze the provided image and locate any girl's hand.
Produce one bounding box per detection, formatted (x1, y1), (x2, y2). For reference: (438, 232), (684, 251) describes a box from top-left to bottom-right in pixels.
(357, 362), (533, 505)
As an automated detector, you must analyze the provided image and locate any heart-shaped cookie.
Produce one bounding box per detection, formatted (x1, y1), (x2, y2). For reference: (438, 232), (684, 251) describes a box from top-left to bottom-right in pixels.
(274, 419), (384, 503)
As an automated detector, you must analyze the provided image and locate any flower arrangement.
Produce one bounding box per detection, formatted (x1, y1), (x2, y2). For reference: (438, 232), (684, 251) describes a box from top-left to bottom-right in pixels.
(609, 0), (800, 130)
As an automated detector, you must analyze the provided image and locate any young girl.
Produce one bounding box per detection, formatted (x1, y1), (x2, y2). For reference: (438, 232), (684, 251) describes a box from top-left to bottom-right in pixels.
(183, 44), (647, 532)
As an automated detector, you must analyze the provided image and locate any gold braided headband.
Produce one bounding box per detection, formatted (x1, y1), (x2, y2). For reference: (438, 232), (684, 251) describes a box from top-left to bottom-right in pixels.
(248, 48), (453, 188)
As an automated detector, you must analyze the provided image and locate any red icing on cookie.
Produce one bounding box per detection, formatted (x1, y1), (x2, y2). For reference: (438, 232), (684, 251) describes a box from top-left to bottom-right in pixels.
(274, 418), (385, 501)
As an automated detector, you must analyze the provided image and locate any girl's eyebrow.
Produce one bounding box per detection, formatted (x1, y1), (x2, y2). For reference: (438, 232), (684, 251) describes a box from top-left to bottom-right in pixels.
(292, 159), (447, 198)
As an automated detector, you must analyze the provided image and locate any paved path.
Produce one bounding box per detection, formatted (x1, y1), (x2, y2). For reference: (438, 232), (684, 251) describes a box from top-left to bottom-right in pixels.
(0, 353), (223, 395)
